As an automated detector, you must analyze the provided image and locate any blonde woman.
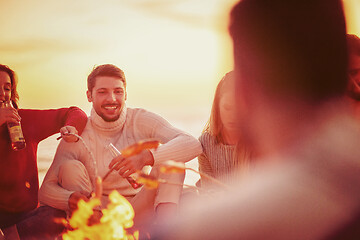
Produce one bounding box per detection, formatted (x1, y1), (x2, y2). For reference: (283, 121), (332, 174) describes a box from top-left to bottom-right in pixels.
(198, 72), (250, 189)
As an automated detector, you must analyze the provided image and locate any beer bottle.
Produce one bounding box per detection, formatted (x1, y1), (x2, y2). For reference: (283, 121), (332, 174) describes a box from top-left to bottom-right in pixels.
(108, 143), (142, 189)
(3, 102), (26, 150)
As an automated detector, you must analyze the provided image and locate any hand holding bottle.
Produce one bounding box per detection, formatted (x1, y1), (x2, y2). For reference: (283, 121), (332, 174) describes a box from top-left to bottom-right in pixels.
(0, 102), (21, 126)
(107, 143), (143, 189)
(109, 150), (154, 177)
(1, 102), (26, 150)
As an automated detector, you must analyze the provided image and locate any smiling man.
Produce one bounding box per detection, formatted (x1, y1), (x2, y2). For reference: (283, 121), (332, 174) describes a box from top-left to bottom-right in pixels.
(87, 74), (127, 122)
(39, 64), (202, 233)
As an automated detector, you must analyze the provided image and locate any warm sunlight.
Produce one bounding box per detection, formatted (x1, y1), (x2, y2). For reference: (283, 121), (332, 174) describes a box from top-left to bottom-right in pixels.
(1, 0), (359, 186)
(0, 0), (237, 126)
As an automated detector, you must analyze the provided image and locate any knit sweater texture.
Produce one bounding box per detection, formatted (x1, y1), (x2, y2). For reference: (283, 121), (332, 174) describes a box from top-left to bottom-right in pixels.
(39, 107), (202, 210)
(198, 132), (238, 188)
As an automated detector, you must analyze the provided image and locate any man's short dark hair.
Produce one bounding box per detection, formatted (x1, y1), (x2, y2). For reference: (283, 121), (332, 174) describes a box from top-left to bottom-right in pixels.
(230, 0), (348, 103)
(87, 64), (126, 92)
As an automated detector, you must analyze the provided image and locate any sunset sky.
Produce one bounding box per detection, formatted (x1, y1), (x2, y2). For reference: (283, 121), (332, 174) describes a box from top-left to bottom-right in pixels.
(1, 0), (360, 137)
(2, 0), (359, 185)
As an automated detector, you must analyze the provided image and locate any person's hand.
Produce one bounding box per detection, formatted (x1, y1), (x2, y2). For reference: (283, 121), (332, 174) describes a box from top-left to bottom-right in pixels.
(108, 149), (154, 178)
(68, 191), (90, 212)
(0, 105), (20, 126)
(88, 209), (103, 225)
(60, 126), (79, 142)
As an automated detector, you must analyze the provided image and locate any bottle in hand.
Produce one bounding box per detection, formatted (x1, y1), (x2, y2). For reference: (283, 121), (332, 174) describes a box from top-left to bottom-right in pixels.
(2, 102), (26, 150)
(108, 143), (142, 189)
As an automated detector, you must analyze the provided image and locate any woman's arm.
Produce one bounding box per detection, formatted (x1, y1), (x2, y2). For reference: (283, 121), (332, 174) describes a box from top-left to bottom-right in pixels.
(21, 107), (87, 142)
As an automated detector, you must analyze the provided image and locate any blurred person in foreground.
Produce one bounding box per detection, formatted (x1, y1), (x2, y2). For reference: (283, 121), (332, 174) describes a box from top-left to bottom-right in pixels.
(197, 71), (251, 191)
(39, 64), (202, 234)
(151, 0), (360, 239)
(346, 34), (360, 117)
(0, 64), (87, 239)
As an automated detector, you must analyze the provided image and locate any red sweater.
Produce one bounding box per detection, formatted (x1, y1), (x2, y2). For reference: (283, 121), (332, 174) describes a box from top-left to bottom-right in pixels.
(0, 107), (87, 213)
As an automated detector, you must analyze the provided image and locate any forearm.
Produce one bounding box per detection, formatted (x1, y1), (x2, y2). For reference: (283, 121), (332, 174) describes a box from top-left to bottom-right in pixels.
(151, 133), (202, 166)
(62, 107), (88, 135)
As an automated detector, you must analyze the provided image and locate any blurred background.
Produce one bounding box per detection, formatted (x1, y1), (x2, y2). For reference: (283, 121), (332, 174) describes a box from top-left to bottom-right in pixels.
(0, 0), (359, 185)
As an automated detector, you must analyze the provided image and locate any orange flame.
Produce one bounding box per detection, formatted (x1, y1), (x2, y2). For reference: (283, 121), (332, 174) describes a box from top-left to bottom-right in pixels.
(121, 139), (160, 158)
(136, 173), (160, 189)
(160, 160), (186, 174)
(62, 191), (138, 240)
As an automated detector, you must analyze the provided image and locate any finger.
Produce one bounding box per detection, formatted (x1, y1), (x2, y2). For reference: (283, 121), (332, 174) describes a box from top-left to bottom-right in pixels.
(114, 159), (130, 171)
(69, 203), (77, 211)
(11, 110), (21, 121)
(60, 127), (69, 136)
(109, 156), (124, 169)
(62, 135), (78, 143)
(118, 166), (130, 176)
(118, 169), (129, 177)
(122, 169), (136, 178)
(6, 116), (20, 123)
(80, 191), (91, 199)
(67, 126), (78, 135)
(80, 195), (89, 201)
(69, 199), (79, 210)
(118, 161), (134, 175)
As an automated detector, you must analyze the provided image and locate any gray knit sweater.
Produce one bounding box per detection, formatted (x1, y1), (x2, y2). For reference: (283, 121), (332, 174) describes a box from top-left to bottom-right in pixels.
(198, 132), (239, 188)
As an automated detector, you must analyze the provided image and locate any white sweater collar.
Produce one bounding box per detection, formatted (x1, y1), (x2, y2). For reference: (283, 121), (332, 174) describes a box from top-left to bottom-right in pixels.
(89, 105), (127, 133)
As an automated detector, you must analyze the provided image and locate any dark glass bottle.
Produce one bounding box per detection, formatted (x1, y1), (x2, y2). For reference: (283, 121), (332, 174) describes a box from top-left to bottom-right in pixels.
(3, 102), (26, 150)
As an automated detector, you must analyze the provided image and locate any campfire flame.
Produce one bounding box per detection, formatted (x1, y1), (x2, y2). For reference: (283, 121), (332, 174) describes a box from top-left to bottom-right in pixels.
(58, 137), (210, 239)
(136, 173), (160, 189)
(121, 139), (160, 158)
(62, 191), (138, 240)
(160, 160), (186, 174)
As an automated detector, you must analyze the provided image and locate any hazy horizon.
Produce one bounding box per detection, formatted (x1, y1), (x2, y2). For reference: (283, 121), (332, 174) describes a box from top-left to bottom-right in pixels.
(2, 0), (360, 186)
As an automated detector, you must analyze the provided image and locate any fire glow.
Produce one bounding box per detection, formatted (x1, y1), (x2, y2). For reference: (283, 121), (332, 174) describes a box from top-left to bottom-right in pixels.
(57, 137), (162, 240)
(56, 137), (222, 239)
(62, 190), (138, 240)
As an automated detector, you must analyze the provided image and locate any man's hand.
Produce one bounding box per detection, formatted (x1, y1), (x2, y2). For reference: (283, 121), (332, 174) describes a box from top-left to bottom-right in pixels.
(0, 105), (20, 126)
(60, 126), (79, 142)
(88, 209), (103, 225)
(108, 149), (154, 178)
(68, 191), (90, 212)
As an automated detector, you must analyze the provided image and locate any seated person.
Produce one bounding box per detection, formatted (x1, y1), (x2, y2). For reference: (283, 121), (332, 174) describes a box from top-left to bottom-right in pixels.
(198, 71), (251, 190)
(0, 64), (87, 239)
(39, 64), (202, 230)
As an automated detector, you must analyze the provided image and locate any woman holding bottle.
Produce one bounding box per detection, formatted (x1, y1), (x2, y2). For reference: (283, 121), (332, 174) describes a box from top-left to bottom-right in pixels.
(0, 64), (88, 238)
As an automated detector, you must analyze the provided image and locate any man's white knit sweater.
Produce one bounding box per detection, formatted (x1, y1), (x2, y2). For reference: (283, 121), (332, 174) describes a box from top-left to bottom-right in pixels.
(39, 107), (202, 210)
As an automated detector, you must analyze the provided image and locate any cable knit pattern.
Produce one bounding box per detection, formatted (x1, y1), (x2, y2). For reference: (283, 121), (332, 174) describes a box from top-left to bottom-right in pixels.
(89, 106), (127, 133)
(198, 132), (236, 188)
(39, 107), (202, 210)
(198, 132), (251, 189)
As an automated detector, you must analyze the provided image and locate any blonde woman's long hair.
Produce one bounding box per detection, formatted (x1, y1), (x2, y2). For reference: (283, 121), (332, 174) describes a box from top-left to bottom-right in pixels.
(203, 71), (251, 170)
